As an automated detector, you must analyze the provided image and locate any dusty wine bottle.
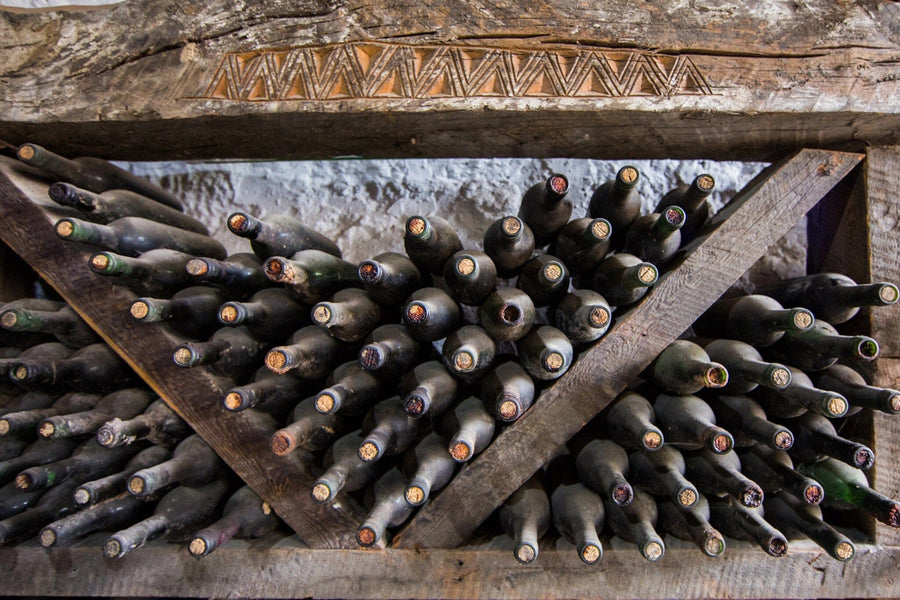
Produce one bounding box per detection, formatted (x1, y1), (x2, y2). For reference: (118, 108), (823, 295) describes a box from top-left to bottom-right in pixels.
(38, 388), (155, 440)
(130, 287), (225, 339)
(653, 394), (734, 454)
(0, 392), (99, 437)
(358, 324), (425, 380)
(738, 446), (824, 506)
(628, 446), (699, 508)
(443, 250), (498, 306)
(48, 182), (206, 234)
(311, 430), (379, 503)
(263, 250), (359, 304)
(550, 218), (612, 276)
(481, 361), (535, 422)
(545, 454), (605, 564)
(226, 212), (341, 259)
(692, 294), (814, 348)
(587, 166), (641, 247)
(174, 326), (269, 380)
(482, 216), (535, 277)
(127, 435), (226, 497)
(764, 491), (855, 562)
(89, 249), (198, 297)
(519, 174), (573, 247)
(12, 342), (135, 393)
(477, 287), (535, 342)
(0, 304), (99, 349)
(439, 396), (495, 463)
(573, 438), (635, 506)
(798, 457), (900, 527)
(402, 287), (459, 342)
(551, 289), (611, 345)
(15, 439), (142, 491)
(356, 468), (415, 547)
(702, 339), (791, 394)
(0, 342), (72, 382)
(401, 361), (458, 419)
(770, 320), (879, 372)
(624, 206), (686, 267)
(225, 367), (313, 415)
(185, 253), (271, 297)
(646, 340), (729, 395)
(786, 412), (875, 470)
(0, 390), (62, 419)
(516, 325), (573, 381)
(313, 361), (383, 416)
(188, 486), (280, 557)
(602, 392), (664, 451)
(517, 254), (570, 308)
(499, 475), (551, 564)
(653, 174), (716, 244)
(403, 215), (463, 275)
(442, 325), (497, 382)
(755, 365), (848, 419)
(684, 450), (765, 508)
(589, 253), (658, 307)
(358, 252), (424, 307)
(40, 492), (156, 548)
(0, 480), (47, 521)
(96, 399), (190, 449)
(604, 489), (666, 562)
(55, 216), (226, 259)
(263, 325), (344, 379)
(217, 288), (309, 343)
(0, 438), (80, 486)
(73, 445), (172, 506)
(17, 143), (184, 210)
(656, 493), (726, 558)
(271, 397), (346, 456)
(0, 478), (82, 545)
(402, 432), (458, 506)
(708, 497), (787, 557)
(313, 288), (382, 342)
(813, 364), (900, 415)
(358, 397), (419, 463)
(711, 395), (794, 450)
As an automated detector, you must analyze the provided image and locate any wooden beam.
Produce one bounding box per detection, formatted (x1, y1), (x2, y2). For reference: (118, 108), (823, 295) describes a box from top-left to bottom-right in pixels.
(395, 148), (863, 549)
(0, 157), (364, 548)
(872, 359), (900, 547)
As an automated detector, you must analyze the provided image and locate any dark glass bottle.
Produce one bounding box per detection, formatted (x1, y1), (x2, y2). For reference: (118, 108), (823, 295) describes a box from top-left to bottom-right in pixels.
(646, 340), (728, 395)
(73, 445), (172, 506)
(264, 325), (344, 379)
(602, 392), (664, 451)
(358, 397), (419, 463)
(443, 250), (498, 306)
(312, 288), (381, 343)
(628, 446), (699, 508)
(550, 217), (612, 277)
(400, 360), (458, 419)
(545, 454), (605, 564)
(0, 304), (99, 349)
(656, 494), (726, 558)
(477, 287), (535, 342)
(89, 249), (197, 297)
(786, 412), (875, 470)
(755, 366), (848, 419)
(551, 289), (611, 345)
(573, 438), (634, 506)
(482, 216), (535, 278)
(624, 206), (686, 267)
(224, 367), (313, 414)
(684, 450), (765, 508)
(0, 480), (47, 521)
(0, 478), (82, 545)
(17, 143), (184, 210)
(738, 446), (824, 506)
(15, 439), (142, 491)
(604, 489), (666, 562)
(0, 342), (72, 382)
(38, 388), (154, 439)
(771, 320), (879, 372)
(442, 325), (497, 382)
(498, 475), (551, 564)
(226, 212), (341, 259)
(47, 182), (206, 234)
(653, 174), (716, 243)
(40, 493), (156, 548)
(589, 253), (658, 307)
(11, 343), (135, 393)
(130, 287), (225, 339)
(516, 325), (573, 381)
(0, 392), (99, 438)
(708, 497), (787, 557)
(653, 394), (734, 454)
(188, 486), (281, 557)
(587, 166), (642, 248)
(96, 399), (190, 449)
(0, 438), (80, 486)
(812, 363), (900, 415)
(401, 432), (457, 506)
(127, 435), (226, 498)
(55, 216), (226, 259)
(263, 250), (359, 304)
(798, 457), (900, 528)
(519, 174), (572, 247)
(358, 252), (423, 307)
(313, 361), (383, 416)
(174, 326), (269, 380)
(517, 254), (570, 308)
(439, 396), (495, 463)
(403, 215), (462, 275)
(692, 294), (814, 348)
(311, 430), (379, 503)
(358, 324), (425, 380)
(711, 395), (794, 450)
(185, 253), (271, 297)
(764, 491), (855, 562)
(402, 287), (459, 342)
(480, 361), (535, 422)
(356, 468), (415, 547)
(271, 397), (345, 456)
(0, 390), (63, 419)
(702, 339), (791, 394)
(217, 288), (309, 343)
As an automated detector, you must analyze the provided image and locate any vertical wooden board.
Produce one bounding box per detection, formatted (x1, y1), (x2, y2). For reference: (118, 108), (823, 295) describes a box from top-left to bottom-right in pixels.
(395, 149), (863, 549)
(0, 157), (364, 548)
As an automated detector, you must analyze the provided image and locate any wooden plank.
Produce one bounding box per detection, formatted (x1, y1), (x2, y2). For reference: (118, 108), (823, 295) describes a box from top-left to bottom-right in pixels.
(1, 535), (899, 600)
(395, 149), (863, 549)
(0, 1), (898, 160)
(0, 157), (364, 548)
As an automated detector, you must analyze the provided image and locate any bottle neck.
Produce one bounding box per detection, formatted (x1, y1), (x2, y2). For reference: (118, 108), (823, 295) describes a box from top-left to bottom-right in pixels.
(829, 282), (900, 308)
(174, 339), (229, 368)
(649, 207), (685, 241)
(0, 308), (73, 335)
(512, 513), (541, 563)
(129, 453), (193, 497)
(48, 183), (103, 212)
(130, 298), (174, 322)
(18, 144), (81, 182)
(90, 252), (148, 279)
(313, 463), (350, 503)
(96, 416), (152, 448)
(105, 514), (170, 558)
(227, 212), (264, 240)
(55, 219), (119, 251)
(189, 513), (243, 556)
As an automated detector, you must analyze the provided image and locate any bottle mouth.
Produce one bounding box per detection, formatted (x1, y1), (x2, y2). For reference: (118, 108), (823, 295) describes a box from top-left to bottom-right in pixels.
(218, 304), (243, 324)
(824, 395), (848, 418)
(188, 537), (210, 557)
(17, 144), (36, 161)
(590, 219), (611, 240)
(37, 420), (56, 438)
(773, 430), (794, 450)
(312, 304), (334, 325)
(618, 166), (640, 187)
(265, 349), (291, 373)
(47, 182), (79, 206)
(128, 475), (148, 495)
(39, 528), (57, 548)
(711, 432), (734, 454)
(852, 447), (875, 470)
(55, 219), (75, 238)
(541, 350), (566, 373)
(548, 174), (569, 196)
(226, 212), (250, 233)
(637, 264), (658, 285)
(499, 303), (522, 325)
(359, 345), (386, 370)
(358, 441), (381, 462)
(588, 307), (610, 328)
(879, 284), (899, 304)
(173, 346), (199, 367)
(663, 206), (686, 228)
(89, 253), (113, 272)
(270, 430), (296, 456)
(514, 542), (538, 564)
(404, 393), (428, 417)
(185, 258), (210, 276)
(612, 484), (634, 506)
(356, 526), (378, 547)
(579, 543), (602, 564)
(311, 482), (332, 503)
(96, 425), (118, 447)
(315, 391), (338, 414)
(450, 441), (472, 462)
(224, 391), (250, 412)
(703, 533), (725, 557)
(501, 216), (522, 237)
(769, 366), (791, 388)
(130, 301), (151, 321)
(678, 488), (698, 507)
(0, 419), (9, 436)
(642, 429), (663, 450)
(804, 484), (824, 505)
(792, 309), (813, 330)
(642, 540), (664, 562)
(0, 311), (18, 329)
(104, 538), (125, 559)
(405, 485), (427, 506)
(405, 216), (427, 237)
(455, 256), (476, 277)
(73, 488), (93, 506)
(497, 397), (520, 422)
(767, 537), (787, 557)
(404, 302), (429, 325)
(739, 486), (764, 508)
(263, 258), (287, 280)
(857, 339), (879, 360)
(541, 263), (564, 283)
(696, 174), (715, 192)
(452, 350), (476, 372)
(704, 365), (729, 388)
(889, 394), (900, 414)
(358, 261), (383, 285)
(834, 541), (855, 562)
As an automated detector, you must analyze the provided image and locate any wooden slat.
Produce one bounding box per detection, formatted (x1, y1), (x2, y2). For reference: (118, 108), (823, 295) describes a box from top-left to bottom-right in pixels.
(395, 148), (864, 549)
(872, 359), (900, 547)
(0, 157), (364, 548)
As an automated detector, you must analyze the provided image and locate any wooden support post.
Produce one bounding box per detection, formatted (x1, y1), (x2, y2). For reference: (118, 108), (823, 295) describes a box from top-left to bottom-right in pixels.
(395, 148), (863, 549)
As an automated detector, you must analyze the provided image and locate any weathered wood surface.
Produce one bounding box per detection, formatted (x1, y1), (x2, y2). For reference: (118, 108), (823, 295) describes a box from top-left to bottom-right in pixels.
(1, 534), (899, 600)
(0, 1), (898, 160)
(0, 156), (364, 548)
(395, 148), (863, 549)
(872, 359), (900, 547)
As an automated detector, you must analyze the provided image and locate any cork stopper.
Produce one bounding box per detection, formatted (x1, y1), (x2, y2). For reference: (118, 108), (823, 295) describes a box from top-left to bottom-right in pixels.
(265, 350), (289, 371)
(740, 487), (763, 508)
(96, 426), (116, 447)
(620, 166), (639, 185)
(450, 441), (472, 462)
(704, 534), (725, 557)
(227, 213), (249, 232)
(0, 420), (9, 435)
(543, 351), (565, 373)
(704, 365), (729, 388)
(643, 541), (664, 562)
(665, 206), (686, 227)
(270, 431), (294, 456)
(11, 365), (27, 381)
(173, 347), (196, 367)
(678, 488), (698, 507)
(37, 421), (55, 438)
(712, 433), (733, 453)
(358, 442), (379, 462)
(854, 447), (875, 470)
(356, 527), (377, 547)
(185, 258), (209, 276)
(499, 303), (522, 324)
(358, 261), (382, 284)
(17, 145), (35, 160)
(880, 284), (899, 304)
(498, 399), (519, 421)
(890, 395), (900, 413)
(311, 483), (331, 503)
(453, 351), (475, 372)
(130, 301), (150, 320)
(835, 542), (854, 561)
(501, 217), (521, 236)
(315, 393), (336, 414)
(406, 217), (426, 236)
(189, 538), (208, 556)
(128, 476), (146, 495)
(696, 174), (715, 191)
(542, 263), (564, 282)
(793, 310), (813, 329)
(548, 174), (568, 195)
(612, 485), (633, 505)
(312, 304), (332, 324)
(456, 257), (476, 276)
(219, 305), (239, 323)
(39, 529), (57, 548)
(14, 473), (31, 490)
(73, 488), (91, 505)
(581, 544), (601, 564)
(405, 302), (428, 324)
(773, 430), (794, 450)
(886, 504), (900, 528)
(827, 395), (848, 417)
(589, 307), (610, 327)
(515, 543), (537, 564)
(643, 430), (663, 450)
(223, 392), (245, 411)
(638, 265), (657, 284)
(55, 220), (74, 237)
(359, 345), (385, 370)
(404, 394), (426, 417)
(770, 367), (791, 388)
(90, 253), (111, 270)
(591, 219), (611, 240)
(768, 538), (787, 557)
(0, 312), (16, 328)
(858, 339), (879, 359)
(805, 485), (824, 505)
(405, 486), (425, 505)
(104, 539), (123, 559)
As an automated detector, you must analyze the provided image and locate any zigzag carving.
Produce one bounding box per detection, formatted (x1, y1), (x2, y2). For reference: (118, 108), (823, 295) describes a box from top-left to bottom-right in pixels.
(198, 42), (713, 101)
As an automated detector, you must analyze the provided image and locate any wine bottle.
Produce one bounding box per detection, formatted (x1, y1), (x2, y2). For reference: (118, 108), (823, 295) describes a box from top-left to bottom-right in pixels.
(271, 397), (345, 456)
(358, 252), (423, 307)
(604, 489), (665, 562)
(185, 253), (271, 297)
(0, 480), (47, 520)
(401, 432), (457, 506)
(73, 445), (172, 505)
(519, 174), (572, 247)
(17, 143), (184, 210)
(127, 435), (226, 497)
(711, 396), (794, 450)
(188, 486), (280, 557)
(311, 430), (379, 503)
(48, 182), (206, 234)
(0, 390), (62, 419)
(653, 174), (716, 244)
(692, 294), (814, 348)
(358, 324), (424, 380)
(55, 216), (226, 259)
(402, 287), (459, 342)
(174, 326), (269, 380)
(755, 366), (848, 419)
(96, 399), (190, 449)
(356, 468), (415, 547)
(0, 304), (99, 349)
(0, 392), (99, 437)
(0, 478), (82, 545)
(545, 454), (605, 564)
(482, 216), (535, 278)
(224, 367), (313, 414)
(602, 392), (664, 451)
(313, 288), (381, 342)
(217, 288), (309, 343)
(684, 450), (765, 508)
(226, 212), (341, 259)
(653, 394), (734, 454)
(798, 457), (900, 527)
(552, 289), (611, 345)
(0, 300), (62, 349)
(12, 342), (136, 393)
(38, 388), (154, 439)
(104, 479), (230, 558)
(442, 325), (497, 382)
(550, 218), (612, 277)
(786, 412), (875, 470)
(587, 166), (641, 248)
(358, 397), (419, 463)
(0, 438), (80, 486)
(0, 437), (29, 463)
(770, 320), (879, 372)
(40, 493), (156, 548)
(589, 253), (658, 307)
(443, 250), (498, 306)
(764, 490), (855, 562)
(628, 446), (699, 508)
(313, 361), (383, 416)
(656, 494), (726, 558)
(480, 361), (535, 422)
(265, 325), (344, 379)
(89, 249), (197, 297)
(757, 272), (900, 325)
(516, 254), (570, 308)
(403, 215), (462, 275)
(646, 340), (729, 394)
(439, 396), (495, 463)
(516, 325), (573, 381)
(15, 439), (142, 491)
(738, 446), (824, 506)
(0, 342), (72, 382)
(708, 496), (787, 557)
(477, 287), (535, 342)
(624, 206), (687, 267)
(263, 250), (359, 304)
(812, 363), (900, 415)
(702, 339), (791, 394)
(130, 286), (225, 339)
(498, 475), (550, 563)
(401, 360), (458, 419)
(572, 438), (634, 506)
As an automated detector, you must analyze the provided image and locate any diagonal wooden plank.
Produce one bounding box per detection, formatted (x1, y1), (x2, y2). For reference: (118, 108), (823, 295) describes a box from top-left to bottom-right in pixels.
(395, 148), (864, 549)
(0, 157), (364, 548)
